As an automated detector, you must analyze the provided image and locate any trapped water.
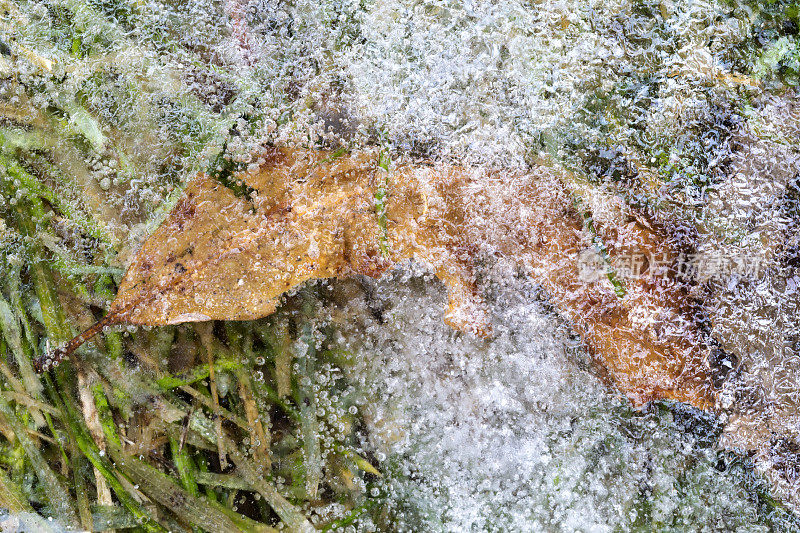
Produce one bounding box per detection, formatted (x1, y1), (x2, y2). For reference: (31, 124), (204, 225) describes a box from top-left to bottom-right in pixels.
(0, 0), (799, 531)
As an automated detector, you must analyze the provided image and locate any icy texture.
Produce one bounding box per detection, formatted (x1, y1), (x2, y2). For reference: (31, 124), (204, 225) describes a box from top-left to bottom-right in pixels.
(341, 0), (747, 166)
(695, 93), (800, 504)
(329, 269), (778, 531)
(5, 0), (800, 527)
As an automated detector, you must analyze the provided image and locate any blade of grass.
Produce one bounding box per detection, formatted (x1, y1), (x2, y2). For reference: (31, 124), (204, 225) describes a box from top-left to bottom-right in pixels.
(78, 371), (114, 508)
(0, 467), (59, 532)
(0, 465), (34, 513)
(0, 390), (59, 417)
(231, 448), (315, 533)
(274, 321), (292, 398)
(196, 453), (219, 503)
(0, 296), (44, 402)
(196, 323), (227, 469)
(90, 504), (142, 531)
(320, 498), (380, 532)
(70, 440), (94, 530)
(1, 148), (116, 247)
(296, 311), (321, 500)
(0, 292), (46, 428)
(53, 378), (169, 532)
(178, 384), (249, 429)
(86, 370), (249, 532)
(8, 194), (72, 347)
(194, 470), (252, 491)
(67, 411), (169, 532)
(155, 355), (241, 390)
(230, 323), (272, 471)
(107, 441), (251, 533)
(170, 437), (199, 497)
(0, 392), (80, 527)
(237, 368), (271, 471)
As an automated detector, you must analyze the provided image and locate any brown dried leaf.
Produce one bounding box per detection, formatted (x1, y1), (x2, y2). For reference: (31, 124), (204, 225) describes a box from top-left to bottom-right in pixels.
(43, 146), (716, 410)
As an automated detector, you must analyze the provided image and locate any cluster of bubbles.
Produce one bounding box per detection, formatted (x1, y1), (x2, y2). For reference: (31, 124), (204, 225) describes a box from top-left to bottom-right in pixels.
(6, 0), (800, 527)
(321, 269), (784, 531)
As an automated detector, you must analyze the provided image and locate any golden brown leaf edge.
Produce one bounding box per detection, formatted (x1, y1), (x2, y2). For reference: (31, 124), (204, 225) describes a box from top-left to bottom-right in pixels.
(39, 146), (718, 412)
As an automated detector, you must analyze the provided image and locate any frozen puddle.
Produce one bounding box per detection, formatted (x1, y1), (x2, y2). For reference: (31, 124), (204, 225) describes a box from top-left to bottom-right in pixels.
(5, 0), (800, 527)
(325, 266), (790, 531)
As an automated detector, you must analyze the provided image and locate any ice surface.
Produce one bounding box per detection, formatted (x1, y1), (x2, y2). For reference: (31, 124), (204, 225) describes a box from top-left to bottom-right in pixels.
(4, 0), (800, 528)
(325, 268), (779, 531)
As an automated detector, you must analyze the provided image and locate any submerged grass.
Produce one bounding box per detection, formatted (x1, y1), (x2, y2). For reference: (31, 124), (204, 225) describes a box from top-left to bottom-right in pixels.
(2, 0), (799, 529)
(0, 0), (392, 527)
(0, 111), (383, 529)
(0, 173), (385, 529)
